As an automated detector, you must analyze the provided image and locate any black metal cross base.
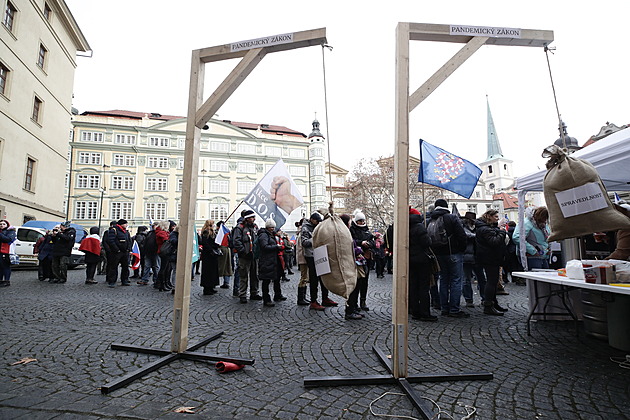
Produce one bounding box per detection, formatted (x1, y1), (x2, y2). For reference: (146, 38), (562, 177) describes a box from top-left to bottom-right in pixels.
(101, 331), (255, 394)
(304, 346), (492, 420)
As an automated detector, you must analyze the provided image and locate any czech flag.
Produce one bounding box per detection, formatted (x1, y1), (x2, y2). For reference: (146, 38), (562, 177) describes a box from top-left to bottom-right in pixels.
(130, 240), (141, 270)
(289, 234), (296, 244)
(215, 224), (230, 247)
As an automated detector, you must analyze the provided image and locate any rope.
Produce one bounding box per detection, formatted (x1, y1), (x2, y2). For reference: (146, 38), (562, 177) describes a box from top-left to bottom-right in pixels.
(321, 44), (334, 202)
(544, 45), (567, 149)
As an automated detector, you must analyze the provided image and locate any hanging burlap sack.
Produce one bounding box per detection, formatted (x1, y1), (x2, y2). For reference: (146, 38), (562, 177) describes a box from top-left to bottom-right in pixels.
(543, 145), (630, 242)
(313, 211), (356, 299)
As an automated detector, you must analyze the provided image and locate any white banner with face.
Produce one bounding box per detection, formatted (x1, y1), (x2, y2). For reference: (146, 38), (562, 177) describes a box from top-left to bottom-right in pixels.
(555, 182), (608, 217)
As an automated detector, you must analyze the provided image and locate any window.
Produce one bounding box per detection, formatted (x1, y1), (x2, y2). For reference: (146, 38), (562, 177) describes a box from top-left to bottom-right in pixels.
(81, 131), (104, 142)
(333, 197), (345, 208)
(475, 191), (481, 198)
(75, 201), (98, 219)
(266, 146), (282, 157)
(237, 162), (256, 174)
(37, 44), (47, 69)
(111, 175), (134, 190)
(76, 174), (100, 189)
(237, 181), (255, 194)
(32, 96), (43, 123)
(210, 141), (229, 152)
(78, 152), (101, 165)
(111, 202), (132, 220)
(178, 158), (184, 169)
(112, 154), (135, 166)
(0, 62), (9, 96)
(237, 143), (255, 154)
(149, 136), (169, 147)
(289, 148), (305, 158)
(310, 148), (323, 158)
(147, 156), (169, 168)
(210, 204), (228, 221)
(296, 184), (306, 197)
(210, 160), (228, 172)
(488, 165), (493, 174)
(145, 203), (166, 220)
(210, 179), (229, 193)
(336, 175), (345, 185)
(43, 3), (52, 21)
(504, 164), (509, 175)
(115, 134), (136, 145)
(24, 157), (35, 191)
(310, 163), (323, 176)
(176, 178), (183, 191)
(311, 184), (323, 196)
(492, 204), (500, 211)
(146, 177), (167, 191)
(289, 166), (306, 177)
(3, 1), (16, 32)
(467, 204), (477, 213)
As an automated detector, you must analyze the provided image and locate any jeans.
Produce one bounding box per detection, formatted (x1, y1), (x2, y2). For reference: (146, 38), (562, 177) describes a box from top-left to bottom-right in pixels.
(141, 254), (160, 283)
(52, 255), (69, 281)
(527, 257), (549, 270)
(462, 263), (475, 302)
(437, 253), (464, 314)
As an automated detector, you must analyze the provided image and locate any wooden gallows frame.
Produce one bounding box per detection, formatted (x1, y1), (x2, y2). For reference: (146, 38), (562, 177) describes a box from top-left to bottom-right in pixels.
(305, 23), (553, 419)
(101, 28), (327, 394)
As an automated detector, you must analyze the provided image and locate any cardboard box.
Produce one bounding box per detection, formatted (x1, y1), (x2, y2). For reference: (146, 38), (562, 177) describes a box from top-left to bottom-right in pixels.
(582, 262), (616, 284)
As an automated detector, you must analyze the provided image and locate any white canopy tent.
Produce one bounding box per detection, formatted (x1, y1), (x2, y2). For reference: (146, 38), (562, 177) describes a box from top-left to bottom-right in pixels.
(515, 126), (630, 268)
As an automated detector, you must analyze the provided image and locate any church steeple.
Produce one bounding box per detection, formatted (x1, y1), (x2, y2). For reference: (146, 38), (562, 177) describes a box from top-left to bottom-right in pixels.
(487, 97), (503, 160)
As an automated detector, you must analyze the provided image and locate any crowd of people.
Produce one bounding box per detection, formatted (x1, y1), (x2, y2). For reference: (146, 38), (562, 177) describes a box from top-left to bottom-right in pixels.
(0, 200), (554, 324)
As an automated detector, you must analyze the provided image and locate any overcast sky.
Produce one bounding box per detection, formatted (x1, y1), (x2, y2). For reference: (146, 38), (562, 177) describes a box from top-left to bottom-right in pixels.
(65, 0), (630, 178)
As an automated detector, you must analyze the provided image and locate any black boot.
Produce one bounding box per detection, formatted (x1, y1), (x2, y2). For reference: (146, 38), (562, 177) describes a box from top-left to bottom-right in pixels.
(494, 301), (508, 312)
(297, 286), (309, 306)
(483, 301), (504, 316)
(360, 300), (370, 311)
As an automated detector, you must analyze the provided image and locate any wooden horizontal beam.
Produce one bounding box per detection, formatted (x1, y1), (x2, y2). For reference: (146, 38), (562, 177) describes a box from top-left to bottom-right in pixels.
(406, 22), (553, 47)
(196, 28), (327, 63)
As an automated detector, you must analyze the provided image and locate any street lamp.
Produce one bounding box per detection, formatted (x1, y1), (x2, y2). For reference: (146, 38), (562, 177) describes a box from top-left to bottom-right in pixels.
(98, 164), (110, 234)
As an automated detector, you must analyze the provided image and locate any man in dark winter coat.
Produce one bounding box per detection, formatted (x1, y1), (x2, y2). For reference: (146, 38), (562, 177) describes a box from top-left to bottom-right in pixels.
(131, 226), (148, 279)
(429, 199), (469, 318)
(301, 212), (337, 311)
(232, 209), (262, 303)
(257, 219), (285, 306)
(51, 221), (76, 283)
(106, 219), (132, 287)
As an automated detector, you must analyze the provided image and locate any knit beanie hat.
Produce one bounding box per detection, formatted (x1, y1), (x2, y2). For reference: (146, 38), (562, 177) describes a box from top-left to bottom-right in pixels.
(434, 199), (448, 209)
(265, 218), (276, 229)
(354, 212), (366, 222)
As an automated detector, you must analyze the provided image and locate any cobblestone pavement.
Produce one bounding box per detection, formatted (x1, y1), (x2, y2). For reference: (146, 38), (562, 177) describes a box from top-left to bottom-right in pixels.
(0, 266), (629, 419)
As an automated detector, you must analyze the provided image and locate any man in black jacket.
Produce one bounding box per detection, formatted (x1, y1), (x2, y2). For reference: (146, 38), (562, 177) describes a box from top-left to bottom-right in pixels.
(429, 199), (469, 318)
(232, 210), (262, 303)
(106, 219), (132, 287)
(51, 221), (76, 283)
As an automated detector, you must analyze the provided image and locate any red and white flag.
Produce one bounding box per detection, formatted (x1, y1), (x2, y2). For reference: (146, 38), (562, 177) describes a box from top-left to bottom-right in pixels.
(215, 224), (230, 247)
(130, 240), (141, 270)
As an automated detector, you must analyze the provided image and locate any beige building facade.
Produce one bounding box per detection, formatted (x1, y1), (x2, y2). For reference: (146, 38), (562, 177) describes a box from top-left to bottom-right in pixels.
(68, 111), (329, 233)
(0, 0), (89, 223)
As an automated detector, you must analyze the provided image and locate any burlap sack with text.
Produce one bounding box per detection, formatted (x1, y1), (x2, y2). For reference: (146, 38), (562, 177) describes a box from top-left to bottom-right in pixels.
(313, 214), (357, 299)
(543, 146), (630, 242)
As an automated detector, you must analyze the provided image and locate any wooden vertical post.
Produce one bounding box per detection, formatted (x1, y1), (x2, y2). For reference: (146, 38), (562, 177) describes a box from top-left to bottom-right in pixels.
(392, 22), (411, 379)
(171, 50), (204, 353)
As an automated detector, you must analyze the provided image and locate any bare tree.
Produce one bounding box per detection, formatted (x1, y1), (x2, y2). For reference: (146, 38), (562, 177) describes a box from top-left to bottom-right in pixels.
(345, 156), (443, 231)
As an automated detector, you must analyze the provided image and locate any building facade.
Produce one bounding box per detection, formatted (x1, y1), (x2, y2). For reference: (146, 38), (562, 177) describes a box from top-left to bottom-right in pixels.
(68, 110), (328, 233)
(0, 0), (89, 223)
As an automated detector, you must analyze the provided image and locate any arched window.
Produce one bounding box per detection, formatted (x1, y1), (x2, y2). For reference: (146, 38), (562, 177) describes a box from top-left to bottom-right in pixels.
(488, 165), (493, 174)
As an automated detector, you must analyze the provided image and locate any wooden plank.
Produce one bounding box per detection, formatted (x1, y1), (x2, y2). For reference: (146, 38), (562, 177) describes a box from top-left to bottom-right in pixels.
(195, 48), (267, 129)
(407, 22), (553, 47)
(197, 28), (327, 63)
(409, 36), (488, 111)
(392, 22), (411, 380)
(171, 50), (204, 353)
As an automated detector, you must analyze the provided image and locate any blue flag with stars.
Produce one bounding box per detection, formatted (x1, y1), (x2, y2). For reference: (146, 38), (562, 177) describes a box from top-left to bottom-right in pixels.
(418, 139), (483, 199)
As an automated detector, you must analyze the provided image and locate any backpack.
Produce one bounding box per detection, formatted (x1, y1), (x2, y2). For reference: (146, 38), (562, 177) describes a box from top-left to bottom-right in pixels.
(159, 238), (174, 257)
(427, 215), (449, 247)
(144, 230), (157, 255)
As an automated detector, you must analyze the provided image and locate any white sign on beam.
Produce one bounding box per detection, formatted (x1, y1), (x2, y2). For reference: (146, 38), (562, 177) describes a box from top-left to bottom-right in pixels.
(450, 25), (521, 38)
(230, 33), (294, 52)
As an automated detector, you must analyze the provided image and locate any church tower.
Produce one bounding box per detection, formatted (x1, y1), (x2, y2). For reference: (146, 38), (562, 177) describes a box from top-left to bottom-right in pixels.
(307, 117), (327, 213)
(479, 97), (514, 193)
